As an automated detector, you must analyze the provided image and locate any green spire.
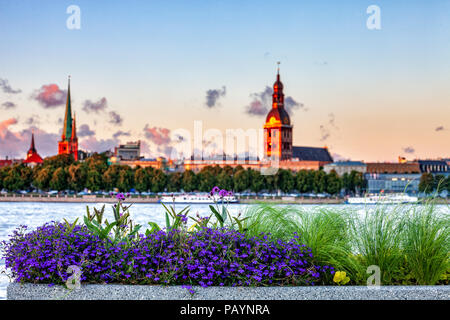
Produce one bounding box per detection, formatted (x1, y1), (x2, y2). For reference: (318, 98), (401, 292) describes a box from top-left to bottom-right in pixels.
(62, 76), (72, 141)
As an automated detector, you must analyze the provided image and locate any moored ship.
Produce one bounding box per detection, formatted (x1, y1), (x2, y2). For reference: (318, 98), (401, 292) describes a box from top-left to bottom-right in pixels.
(346, 193), (419, 204)
(159, 193), (239, 204)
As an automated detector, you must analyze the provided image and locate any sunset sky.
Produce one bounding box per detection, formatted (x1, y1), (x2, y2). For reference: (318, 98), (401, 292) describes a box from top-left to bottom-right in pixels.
(0, 0), (449, 161)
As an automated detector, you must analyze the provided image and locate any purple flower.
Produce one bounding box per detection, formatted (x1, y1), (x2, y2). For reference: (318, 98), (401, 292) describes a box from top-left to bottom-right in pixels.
(219, 189), (228, 198)
(211, 186), (220, 194)
(177, 214), (188, 224)
(116, 193), (126, 201)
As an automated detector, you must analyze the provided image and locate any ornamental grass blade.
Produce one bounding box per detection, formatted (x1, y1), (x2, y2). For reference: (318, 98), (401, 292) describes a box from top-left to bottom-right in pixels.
(85, 206), (94, 221)
(101, 221), (118, 239)
(147, 222), (161, 233)
(128, 225), (142, 237)
(232, 217), (244, 232)
(209, 205), (224, 224)
(178, 206), (190, 215)
(165, 211), (171, 230)
(161, 203), (174, 219)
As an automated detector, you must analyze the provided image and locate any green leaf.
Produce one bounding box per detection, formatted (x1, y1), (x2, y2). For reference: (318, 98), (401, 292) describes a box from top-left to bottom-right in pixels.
(209, 205), (224, 225)
(165, 211), (171, 230)
(178, 206), (190, 216)
(129, 225), (142, 238)
(209, 205), (220, 216)
(86, 206), (93, 221)
(222, 206), (228, 223)
(101, 221), (118, 239)
(233, 217), (243, 233)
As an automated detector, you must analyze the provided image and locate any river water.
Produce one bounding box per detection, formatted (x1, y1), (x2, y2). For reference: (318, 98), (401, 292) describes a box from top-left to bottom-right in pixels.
(0, 201), (448, 299)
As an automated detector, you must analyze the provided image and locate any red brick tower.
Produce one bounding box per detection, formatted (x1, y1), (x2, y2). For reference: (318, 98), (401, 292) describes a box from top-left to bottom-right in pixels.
(263, 65), (293, 160)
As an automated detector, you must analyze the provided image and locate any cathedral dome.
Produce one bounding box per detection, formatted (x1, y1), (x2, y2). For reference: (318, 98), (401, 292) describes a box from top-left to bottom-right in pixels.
(265, 107), (291, 126)
(265, 69), (290, 126)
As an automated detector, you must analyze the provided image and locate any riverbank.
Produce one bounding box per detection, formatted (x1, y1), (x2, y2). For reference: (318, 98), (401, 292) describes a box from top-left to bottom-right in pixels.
(7, 283), (449, 300)
(0, 194), (345, 204)
(1, 194), (448, 204)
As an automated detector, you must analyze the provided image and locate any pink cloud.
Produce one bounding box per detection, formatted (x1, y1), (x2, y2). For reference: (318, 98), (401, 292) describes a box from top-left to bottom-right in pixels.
(0, 118), (19, 140)
(31, 84), (67, 108)
(144, 125), (171, 145)
(0, 118), (59, 158)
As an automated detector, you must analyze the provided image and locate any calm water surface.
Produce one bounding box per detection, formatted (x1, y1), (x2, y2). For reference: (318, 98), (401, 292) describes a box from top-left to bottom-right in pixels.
(0, 202), (448, 300)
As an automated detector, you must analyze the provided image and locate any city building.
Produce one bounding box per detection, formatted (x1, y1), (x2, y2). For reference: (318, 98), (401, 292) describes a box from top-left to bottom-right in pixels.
(111, 68), (332, 172)
(366, 162), (421, 174)
(264, 67), (293, 160)
(23, 132), (43, 167)
(183, 155), (261, 173)
(0, 158), (20, 168)
(263, 69), (332, 167)
(365, 173), (421, 194)
(58, 77), (78, 161)
(417, 160), (449, 176)
(323, 161), (367, 175)
(109, 156), (168, 170)
(77, 150), (89, 161)
(364, 162), (421, 194)
(114, 141), (141, 160)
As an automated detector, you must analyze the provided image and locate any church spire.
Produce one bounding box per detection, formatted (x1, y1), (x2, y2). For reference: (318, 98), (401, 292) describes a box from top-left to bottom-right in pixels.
(272, 62), (284, 108)
(25, 130), (43, 166)
(29, 130), (36, 153)
(71, 112), (77, 140)
(62, 76), (73, 141)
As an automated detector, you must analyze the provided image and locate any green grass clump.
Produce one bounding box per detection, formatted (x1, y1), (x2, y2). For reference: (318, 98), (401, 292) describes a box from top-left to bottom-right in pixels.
(401, 203), (449, 285)
(295, 208), (359, 281)
(242, 204), (299, 241)
(242, 201), (449, 286)
(243, 205), (359, 281)
(350, 206), (404, 285)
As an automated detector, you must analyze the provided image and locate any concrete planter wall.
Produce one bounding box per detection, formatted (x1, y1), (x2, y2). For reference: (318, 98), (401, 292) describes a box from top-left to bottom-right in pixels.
(7, 283), (450, 300)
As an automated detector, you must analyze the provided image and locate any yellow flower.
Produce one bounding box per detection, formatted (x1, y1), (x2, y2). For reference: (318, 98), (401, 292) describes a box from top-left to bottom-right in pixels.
(333, 271), (350, 285)
(188, 222), (198, 232)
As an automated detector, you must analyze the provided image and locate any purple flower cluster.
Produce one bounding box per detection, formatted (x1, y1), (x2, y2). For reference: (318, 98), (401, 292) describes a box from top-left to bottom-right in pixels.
(1, 223), (113, 285)
(177, 214), (188, 224)
(116, 193), (126, 201)
(210, 186), (233, 198)
(109, 192), (131, 201)
(2, 224), (334, 287)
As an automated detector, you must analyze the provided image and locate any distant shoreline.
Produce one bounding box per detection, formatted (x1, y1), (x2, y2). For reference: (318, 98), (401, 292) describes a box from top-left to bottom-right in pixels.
(0, 194), (344, 204)
(0, 195), (448, 205)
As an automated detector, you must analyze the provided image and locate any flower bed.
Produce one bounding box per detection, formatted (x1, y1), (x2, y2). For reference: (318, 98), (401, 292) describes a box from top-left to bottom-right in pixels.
(1, 223), (333, 288)
(1, 189), (449, 292)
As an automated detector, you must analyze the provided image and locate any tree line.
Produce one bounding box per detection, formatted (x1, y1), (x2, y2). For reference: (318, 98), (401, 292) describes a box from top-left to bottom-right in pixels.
(418, 172), (450, 194)
(0, 153), (366, 195)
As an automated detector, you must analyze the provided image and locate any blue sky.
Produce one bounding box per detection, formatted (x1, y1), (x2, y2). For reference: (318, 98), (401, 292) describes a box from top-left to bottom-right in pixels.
(0, 0), (449, 161)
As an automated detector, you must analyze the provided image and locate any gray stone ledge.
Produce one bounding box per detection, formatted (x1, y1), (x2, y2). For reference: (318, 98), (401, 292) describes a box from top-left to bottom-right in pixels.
(7, 283), (450, 300)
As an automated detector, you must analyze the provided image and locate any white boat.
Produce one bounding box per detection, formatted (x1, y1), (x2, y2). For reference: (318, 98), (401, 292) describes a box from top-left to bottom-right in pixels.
(347, 193), (418, 204)
(159, 193), (239, 204)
